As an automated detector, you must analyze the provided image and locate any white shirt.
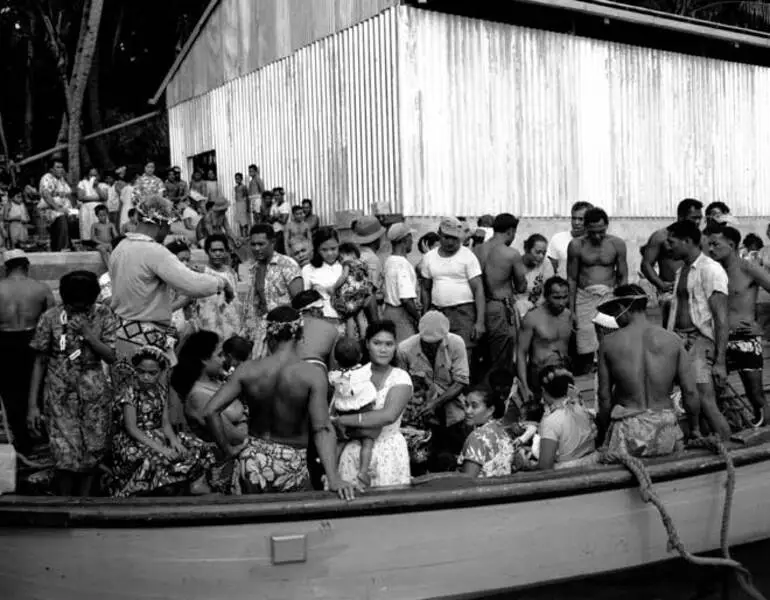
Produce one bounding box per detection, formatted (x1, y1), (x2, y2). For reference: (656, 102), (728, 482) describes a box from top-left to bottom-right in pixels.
(183, 206), (202, 228)
(302, 261), (344, 319)
(547, 230), (574, 279)
(78, 177), (99, 200)
(271, 202), (291, 232)
(383, 255), (418, 307)
(420, 246), (482, 308)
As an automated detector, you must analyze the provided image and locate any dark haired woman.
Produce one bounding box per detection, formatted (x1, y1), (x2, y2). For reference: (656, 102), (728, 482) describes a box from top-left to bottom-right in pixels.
(332, 320), (412, 487)
(27, 270), (119, 496)
(301, 227), (344, 333)
(516, 234), (555, 318)
(111, 346), (216, 497)
(537, 366), (598, 470)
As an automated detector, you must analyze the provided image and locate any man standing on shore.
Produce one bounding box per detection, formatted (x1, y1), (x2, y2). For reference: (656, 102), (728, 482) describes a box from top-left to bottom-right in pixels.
(547, 202), (593, 278)
(475, 213), (527, 372)
(706, 224), (770, 426)
(641, 198), (703, 325)
(665, 220), (731, 439)
(567, 207), (628, 372)
(0, 250), (54, 457)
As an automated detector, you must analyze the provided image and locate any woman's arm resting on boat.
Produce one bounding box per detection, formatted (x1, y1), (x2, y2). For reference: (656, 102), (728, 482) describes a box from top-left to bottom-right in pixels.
(26, 354), (48, 436)
(459, 460), (483, 477)
(123, 404), (177, 460)
(676, 338), (701, 438)
(336, 384), (412, 429)
(596, 345), (612, 445)
(537, 438), (558, 470)
(306, 366), (361, 501)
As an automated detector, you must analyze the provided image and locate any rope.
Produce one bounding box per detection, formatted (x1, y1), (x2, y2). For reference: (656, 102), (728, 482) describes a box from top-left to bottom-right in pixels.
(603, 437), (767, 600)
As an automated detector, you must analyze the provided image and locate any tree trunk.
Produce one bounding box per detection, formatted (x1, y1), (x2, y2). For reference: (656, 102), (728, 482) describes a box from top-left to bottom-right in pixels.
(66, 0), (105, 181)
(0, 111), (15, 185)
(36, 3), (72, 120)
(23, 11), (36, 155)
(86, 45), (112, 169)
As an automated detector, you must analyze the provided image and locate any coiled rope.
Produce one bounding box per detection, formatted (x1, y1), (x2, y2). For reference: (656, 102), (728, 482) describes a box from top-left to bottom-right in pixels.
(603, 436), (767, 600)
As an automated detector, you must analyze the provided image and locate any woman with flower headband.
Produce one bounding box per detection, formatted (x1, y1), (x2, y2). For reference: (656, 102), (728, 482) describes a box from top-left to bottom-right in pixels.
(110, 345), (216, 497)
(108, 195), (234, 390)
(27, 270), (119, 496)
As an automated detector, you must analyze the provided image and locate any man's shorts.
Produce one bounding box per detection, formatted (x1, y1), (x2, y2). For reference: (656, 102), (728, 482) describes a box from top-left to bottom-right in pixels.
(726, 333), (763, 373)
(676, 329), (714, 385)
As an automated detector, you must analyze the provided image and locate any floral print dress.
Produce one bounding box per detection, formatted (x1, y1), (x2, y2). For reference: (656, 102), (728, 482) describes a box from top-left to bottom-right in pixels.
(110, 382), (216, 497)
(194, 265), (242, 341)
(30, 304), (119, 472)
(458, 419), (515, 478)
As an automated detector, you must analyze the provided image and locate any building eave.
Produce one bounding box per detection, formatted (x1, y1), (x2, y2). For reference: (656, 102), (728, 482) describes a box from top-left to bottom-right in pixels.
(148, 0), (223, 105)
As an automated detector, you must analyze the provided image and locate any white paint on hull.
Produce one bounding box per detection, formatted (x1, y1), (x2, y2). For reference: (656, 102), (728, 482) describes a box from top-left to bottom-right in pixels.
(2, 459), (770, 600)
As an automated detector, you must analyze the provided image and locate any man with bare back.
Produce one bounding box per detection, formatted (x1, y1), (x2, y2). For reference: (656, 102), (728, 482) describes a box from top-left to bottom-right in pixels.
(517, 276), (572, 405)
(292, 289), (340, 370)
(0, 250), (55, 456)
(706, 224), (770, 426)
(567, 207), (628, 371)
(641, 199), (703, 325)
(475, 213), (527, 372)
(204, 306), (357, 499)
(597, 285), (702, 457)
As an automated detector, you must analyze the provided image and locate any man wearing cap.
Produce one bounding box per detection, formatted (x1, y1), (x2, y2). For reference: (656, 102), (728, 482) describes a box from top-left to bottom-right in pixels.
(421, 216), (486, 365)
(110, 196), (234, 388)
(475, 213), (527, 372)
(0, 249), (55, 457)
(196, 196), (239, 250)
(351, 215), (387, 298)
(164, 166), (189, 204)
(383, 222), (420, 342)
(597, 284), (709, 457)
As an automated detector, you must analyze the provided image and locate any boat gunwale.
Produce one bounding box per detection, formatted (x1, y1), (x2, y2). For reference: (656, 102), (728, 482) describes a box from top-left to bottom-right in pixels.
(2, 430), (770, 529)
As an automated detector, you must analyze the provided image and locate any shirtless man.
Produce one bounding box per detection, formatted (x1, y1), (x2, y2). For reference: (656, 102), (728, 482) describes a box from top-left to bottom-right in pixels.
(706, 224), (770, 425)
(567, 207), (628, 372)
(641, 198), (703, 325)
(292, 289), (340, 369)
(517, 276), (572, 405)
(0, 250), (55, 456)
(597, 285), (700, 456)
(475, 213), (527, 372)
(204, 306), (357, 499)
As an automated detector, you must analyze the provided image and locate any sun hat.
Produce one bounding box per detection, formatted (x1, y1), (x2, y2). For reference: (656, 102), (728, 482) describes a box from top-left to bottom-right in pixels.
(418, 311), (451, 344)
(351, 215), (386, 244)
(438, 217), (466, 239)
(211, 197), (230, 212)
(387, 222), (416, 243)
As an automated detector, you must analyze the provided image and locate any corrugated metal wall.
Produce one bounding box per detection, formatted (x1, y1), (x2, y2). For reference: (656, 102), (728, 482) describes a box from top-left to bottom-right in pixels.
(168, 8), (400, 224)
(397, 8), (770, 217)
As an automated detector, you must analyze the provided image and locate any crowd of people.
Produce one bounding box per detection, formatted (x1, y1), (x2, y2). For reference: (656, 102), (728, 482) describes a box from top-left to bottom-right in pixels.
(0, 159), (768, 499)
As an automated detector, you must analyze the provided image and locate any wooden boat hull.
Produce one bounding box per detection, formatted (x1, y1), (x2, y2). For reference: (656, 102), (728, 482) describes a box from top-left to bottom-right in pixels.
(3, 438), (770, 600)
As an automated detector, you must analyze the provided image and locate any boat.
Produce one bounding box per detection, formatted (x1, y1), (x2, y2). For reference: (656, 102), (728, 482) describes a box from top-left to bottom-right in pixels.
(1, 425), (770, 600)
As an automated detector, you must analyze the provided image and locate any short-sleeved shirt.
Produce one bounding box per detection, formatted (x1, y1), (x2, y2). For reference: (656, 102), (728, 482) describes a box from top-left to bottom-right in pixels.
(270, 202), (291, 233)
(383, 255), (417, 307)
(458, 419), (514, 478)
(546, 230), (573, 279)
(182, 206), (202, 228)
(539, 400), (597, 464)
(302, 262), (344, 319)
(666, 252), (728, 341)
(398, 332), (470, 395)
(360, 247), (383, 292)
(420, 246), (482, 308)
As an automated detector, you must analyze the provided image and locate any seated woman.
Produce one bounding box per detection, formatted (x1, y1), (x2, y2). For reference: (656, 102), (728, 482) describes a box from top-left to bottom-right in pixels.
(27, 270), (119, 496)
(458, 386), (537, 478)
(111, 346), (216, 497)
(537, 366), (599, 470)
(171, 330), (248, 453)
(331, 321), (412, 488)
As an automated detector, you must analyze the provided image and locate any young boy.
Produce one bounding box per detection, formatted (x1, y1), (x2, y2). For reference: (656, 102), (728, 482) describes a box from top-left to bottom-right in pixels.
(92, 204), (118, 267)
(286, 204), (311, 249)
(233, 173), (250, 238)
(3, 187), (30, 248)
(120, 208), (140, 235)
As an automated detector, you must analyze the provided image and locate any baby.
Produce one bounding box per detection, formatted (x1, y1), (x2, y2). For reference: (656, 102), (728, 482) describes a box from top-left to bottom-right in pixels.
(91, 204), (118, 267)
(329, 337), (381, 486)
(332, 243), (374, 339)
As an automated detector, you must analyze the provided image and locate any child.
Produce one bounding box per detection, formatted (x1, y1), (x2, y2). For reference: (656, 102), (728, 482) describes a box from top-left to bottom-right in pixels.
(286, 205), (311, 250)
(329, 337), (380, 486)
(92, 204), (118, 267)
(332, 243), (374, 339)
(233, 173), (250, 238)
(3, 187), (30, 248)
(120, 208), (140, 234)
(222, 335), (253, 377)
